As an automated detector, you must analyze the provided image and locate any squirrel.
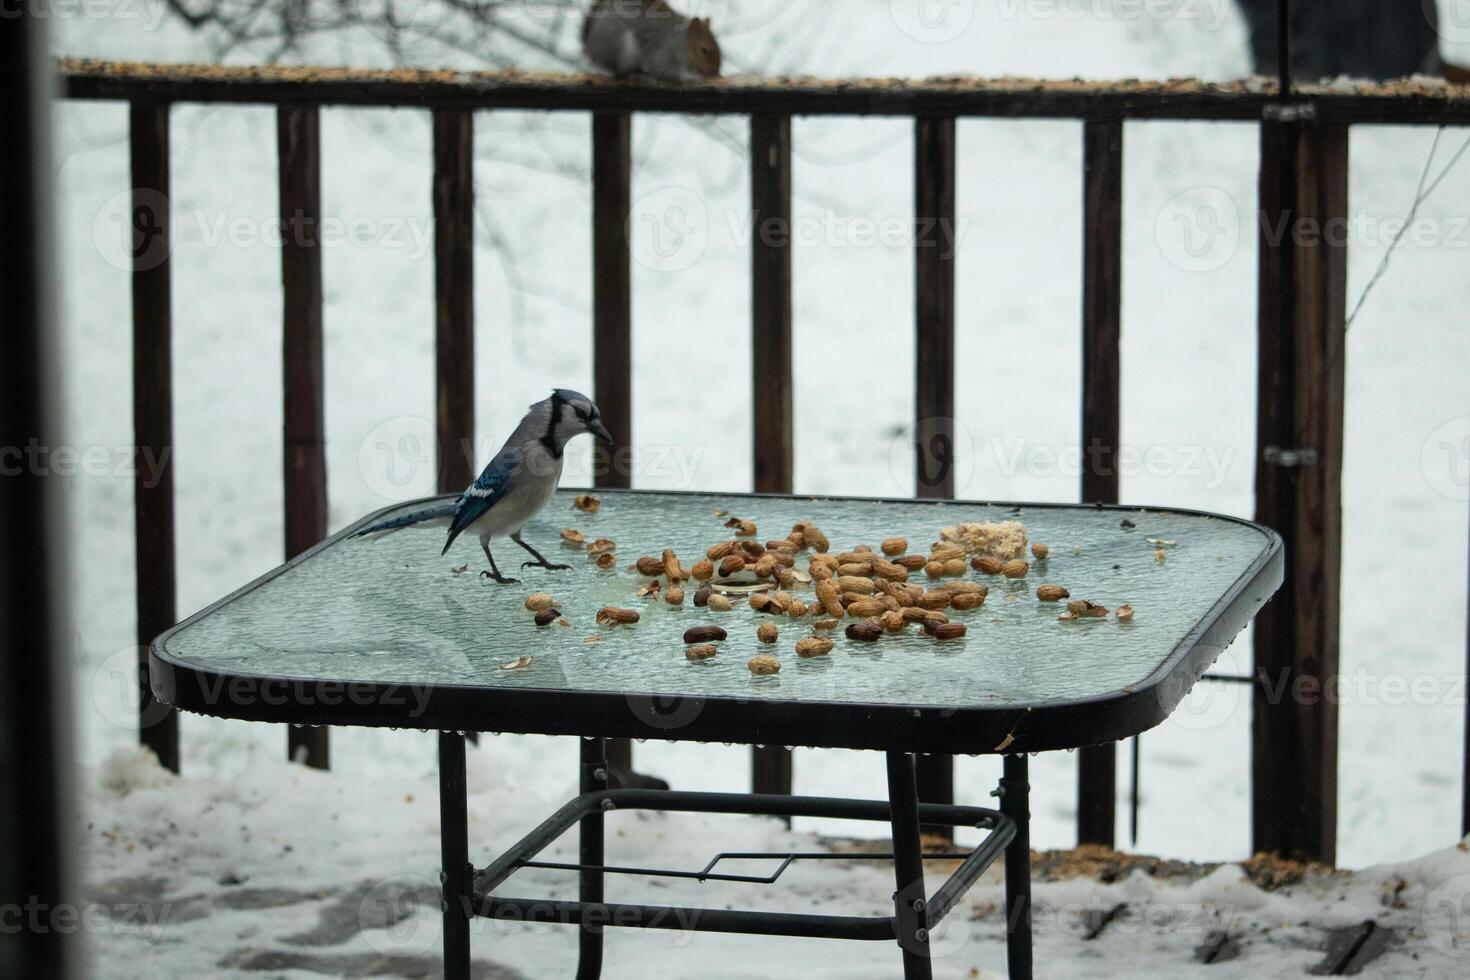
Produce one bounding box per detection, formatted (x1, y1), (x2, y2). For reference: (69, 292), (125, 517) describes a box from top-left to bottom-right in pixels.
(582, 0), (722, 82)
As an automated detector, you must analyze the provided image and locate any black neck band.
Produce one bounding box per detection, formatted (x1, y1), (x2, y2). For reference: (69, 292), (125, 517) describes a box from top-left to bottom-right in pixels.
(541, 392), (566, 459)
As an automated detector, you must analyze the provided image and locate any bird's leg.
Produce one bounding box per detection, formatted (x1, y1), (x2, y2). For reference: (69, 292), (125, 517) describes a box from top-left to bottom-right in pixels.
(479, 539), (519, 585)
(513, 533), (570, 571)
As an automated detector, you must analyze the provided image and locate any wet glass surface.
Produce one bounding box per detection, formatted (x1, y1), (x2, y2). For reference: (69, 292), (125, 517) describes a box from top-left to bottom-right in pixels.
(163, 492), (1275, 710)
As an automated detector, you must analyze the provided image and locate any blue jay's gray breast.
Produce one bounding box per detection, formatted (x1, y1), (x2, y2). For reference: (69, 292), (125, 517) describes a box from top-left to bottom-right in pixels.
(470, 449), (564, 538)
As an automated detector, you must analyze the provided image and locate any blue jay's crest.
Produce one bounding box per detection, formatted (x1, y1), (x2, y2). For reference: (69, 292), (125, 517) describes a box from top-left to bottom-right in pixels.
(546, 388), (594, 411)
(537, 389), (613, 458)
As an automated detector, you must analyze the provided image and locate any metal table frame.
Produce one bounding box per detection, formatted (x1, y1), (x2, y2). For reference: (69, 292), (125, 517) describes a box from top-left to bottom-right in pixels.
(149, 490), (1284, 980)
(439, 734), (1032, 980)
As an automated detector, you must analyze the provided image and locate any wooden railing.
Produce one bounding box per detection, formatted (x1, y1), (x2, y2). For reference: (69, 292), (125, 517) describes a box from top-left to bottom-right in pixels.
(59, 58), (1470, 863)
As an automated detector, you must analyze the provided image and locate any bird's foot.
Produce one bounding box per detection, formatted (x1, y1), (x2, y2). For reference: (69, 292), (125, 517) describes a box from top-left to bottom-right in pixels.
(522, 561), (571, 572)
(480, 571), (520, 585)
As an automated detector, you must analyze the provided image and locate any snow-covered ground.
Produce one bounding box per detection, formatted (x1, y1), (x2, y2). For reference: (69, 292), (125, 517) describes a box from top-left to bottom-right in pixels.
(81, 746), (1470, 978)
(41, 1), (1470, 976)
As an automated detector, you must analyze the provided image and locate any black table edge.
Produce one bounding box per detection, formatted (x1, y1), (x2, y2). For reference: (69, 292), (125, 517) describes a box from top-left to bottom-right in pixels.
(149, 489), (1284, 755)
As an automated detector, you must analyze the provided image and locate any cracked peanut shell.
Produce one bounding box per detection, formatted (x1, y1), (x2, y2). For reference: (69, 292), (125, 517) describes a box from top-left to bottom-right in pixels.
(596, 607), (640, 626)
(796, 637), (834, 658)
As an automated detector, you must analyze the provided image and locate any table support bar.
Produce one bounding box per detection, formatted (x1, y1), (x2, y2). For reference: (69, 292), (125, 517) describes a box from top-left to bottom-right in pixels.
(469, 785), (1016, 976)
(577, 737), (606, 980)
(887, 751), (934, 979)
(1002, 754), (1034, 980)
(438, 733), (471, 980)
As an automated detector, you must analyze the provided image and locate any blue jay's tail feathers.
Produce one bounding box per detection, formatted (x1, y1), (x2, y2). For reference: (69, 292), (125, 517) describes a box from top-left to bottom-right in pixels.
(353, 504), (456, 539)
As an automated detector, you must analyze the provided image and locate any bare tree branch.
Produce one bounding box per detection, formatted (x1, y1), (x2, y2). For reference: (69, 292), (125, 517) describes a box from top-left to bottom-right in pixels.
(150, 0), (832, 351)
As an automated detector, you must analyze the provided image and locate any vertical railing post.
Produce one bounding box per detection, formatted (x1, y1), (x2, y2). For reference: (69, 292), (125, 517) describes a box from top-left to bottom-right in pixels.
(751, 115), (794, 495)
(1252, 119), (1347, 864)
(592, 111), (639, 785)
(1077, 119), (1124, 848)
(433, 109), (477, 745)
(592, 112), (632, 490)
(279, 104), (330, 769)
(750, 114), (795, 798)
(914, 115), (957, 837)
(129, 100), (179, 773)
(434, 109), (476, 494)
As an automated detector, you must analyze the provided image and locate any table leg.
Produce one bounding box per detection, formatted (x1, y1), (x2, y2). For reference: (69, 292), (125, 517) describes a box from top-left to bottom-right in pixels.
(438, 732), (471, 980)
(576, 737), (607, 980)
(1001, 754), (1033, 980)
(886, 751), (933, 980)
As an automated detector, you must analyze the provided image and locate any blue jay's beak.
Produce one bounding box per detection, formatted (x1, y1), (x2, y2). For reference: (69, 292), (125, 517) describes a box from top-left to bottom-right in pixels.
(590, 419), (614, 445)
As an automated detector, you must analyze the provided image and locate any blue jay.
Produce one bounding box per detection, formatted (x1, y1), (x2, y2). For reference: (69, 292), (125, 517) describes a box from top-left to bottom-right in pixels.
(355, 389), (613, 584)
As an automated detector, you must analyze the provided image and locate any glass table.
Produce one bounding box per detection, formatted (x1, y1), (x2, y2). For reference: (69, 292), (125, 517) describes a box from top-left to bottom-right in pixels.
(153, 489), (1283, 980)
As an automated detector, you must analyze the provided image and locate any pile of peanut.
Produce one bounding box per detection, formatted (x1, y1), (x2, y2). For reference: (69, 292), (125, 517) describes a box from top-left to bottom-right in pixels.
(543, 502), (1141, 674)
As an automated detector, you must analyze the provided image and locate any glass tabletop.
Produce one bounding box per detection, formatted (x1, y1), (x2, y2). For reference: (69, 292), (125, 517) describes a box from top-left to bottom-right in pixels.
(159, 491), (1278, 718)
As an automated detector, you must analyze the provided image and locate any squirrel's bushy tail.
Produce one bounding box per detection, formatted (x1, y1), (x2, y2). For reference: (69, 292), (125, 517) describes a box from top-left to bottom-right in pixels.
(353, 504), (456, 539)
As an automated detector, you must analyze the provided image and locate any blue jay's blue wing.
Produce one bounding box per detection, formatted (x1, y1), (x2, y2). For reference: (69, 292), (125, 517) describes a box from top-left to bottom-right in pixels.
(441, 447), (522, 555)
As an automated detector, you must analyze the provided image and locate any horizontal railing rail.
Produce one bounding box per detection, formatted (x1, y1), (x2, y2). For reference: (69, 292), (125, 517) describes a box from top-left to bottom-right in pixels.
(59, 58), (1470, 124)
